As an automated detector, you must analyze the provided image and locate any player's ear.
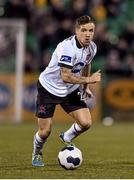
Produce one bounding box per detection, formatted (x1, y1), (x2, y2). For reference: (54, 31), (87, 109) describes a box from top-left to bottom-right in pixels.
(75, 27), (79, 35)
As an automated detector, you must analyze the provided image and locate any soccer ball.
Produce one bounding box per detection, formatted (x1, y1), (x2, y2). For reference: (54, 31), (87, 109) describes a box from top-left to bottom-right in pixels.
(58, 145), (83, 170)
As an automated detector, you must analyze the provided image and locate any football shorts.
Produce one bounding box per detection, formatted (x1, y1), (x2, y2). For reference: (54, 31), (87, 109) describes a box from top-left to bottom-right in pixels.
(35, 81), (87, 118)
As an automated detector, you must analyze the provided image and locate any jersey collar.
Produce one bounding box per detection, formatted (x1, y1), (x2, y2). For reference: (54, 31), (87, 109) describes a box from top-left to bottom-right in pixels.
(75, 36), (83, 49)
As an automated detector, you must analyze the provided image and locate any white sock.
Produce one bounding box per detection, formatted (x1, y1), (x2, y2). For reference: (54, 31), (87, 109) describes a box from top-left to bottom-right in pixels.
(33, 132), (46, 155)
(63, 123), (84, 143)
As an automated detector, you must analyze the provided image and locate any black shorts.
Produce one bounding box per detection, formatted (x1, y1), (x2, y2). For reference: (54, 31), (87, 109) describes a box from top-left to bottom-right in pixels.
(35, 81), (87, 118)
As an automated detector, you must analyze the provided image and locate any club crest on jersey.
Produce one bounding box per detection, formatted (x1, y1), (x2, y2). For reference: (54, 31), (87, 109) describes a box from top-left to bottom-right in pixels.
(39, 105), (46, 113)
(60, 55), (72, 63)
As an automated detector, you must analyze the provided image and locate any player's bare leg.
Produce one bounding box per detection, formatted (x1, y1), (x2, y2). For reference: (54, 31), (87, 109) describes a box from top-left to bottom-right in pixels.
(32, 118), (52, 167)
(59, 108), (92, 144)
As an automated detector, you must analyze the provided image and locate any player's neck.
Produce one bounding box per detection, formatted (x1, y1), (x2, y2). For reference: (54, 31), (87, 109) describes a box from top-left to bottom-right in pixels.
(75, 36), (89, 48)
(75, 36), (83, 48)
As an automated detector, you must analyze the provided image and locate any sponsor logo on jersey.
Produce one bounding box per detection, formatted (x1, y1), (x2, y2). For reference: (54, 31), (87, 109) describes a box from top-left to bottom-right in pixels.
(72, 62), (84, 73)
(60, 55), (72, 63)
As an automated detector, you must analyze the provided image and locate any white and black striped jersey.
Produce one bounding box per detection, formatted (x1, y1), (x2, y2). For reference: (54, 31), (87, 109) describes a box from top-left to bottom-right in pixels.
(39, 35), (97, 97)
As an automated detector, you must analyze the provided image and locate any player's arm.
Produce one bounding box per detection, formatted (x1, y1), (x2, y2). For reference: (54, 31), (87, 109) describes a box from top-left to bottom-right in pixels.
(60, 66), (101, 84)
(82, 64), (91, 88)
(82, 64), (94, 96)
(82, 64), (91, 77)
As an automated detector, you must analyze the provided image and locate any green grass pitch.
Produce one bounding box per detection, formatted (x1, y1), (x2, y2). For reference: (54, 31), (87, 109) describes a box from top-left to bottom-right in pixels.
(0, 121), (134, 179)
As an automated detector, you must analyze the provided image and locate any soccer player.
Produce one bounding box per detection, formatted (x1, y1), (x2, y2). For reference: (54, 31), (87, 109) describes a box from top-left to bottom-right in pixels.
(32, 15), (101, 167)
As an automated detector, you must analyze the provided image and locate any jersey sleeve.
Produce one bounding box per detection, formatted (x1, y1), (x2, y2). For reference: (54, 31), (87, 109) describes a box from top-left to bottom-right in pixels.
(92, 41), (97, 56)
(86, 41), (97, 65)
(57, 41), (75, 69)
(90, 41), (97, 57)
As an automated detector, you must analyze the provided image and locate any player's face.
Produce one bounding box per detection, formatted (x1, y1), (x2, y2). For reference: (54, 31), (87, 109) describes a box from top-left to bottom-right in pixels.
(76, 23), (95, 47)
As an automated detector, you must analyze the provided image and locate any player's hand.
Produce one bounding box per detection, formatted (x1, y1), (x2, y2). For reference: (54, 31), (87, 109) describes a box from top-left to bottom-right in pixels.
(85, 88), (93, 97)
(87, 69), (101, 84)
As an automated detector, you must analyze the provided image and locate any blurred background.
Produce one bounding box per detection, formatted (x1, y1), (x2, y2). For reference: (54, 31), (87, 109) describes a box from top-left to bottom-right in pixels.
(0, 0), (133, 123)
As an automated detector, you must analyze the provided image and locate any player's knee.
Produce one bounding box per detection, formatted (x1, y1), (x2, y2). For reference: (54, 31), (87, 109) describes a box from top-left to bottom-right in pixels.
(81, 120), (92, 131)
(38, 118), (52, 138)
(39, 127), (51, 138)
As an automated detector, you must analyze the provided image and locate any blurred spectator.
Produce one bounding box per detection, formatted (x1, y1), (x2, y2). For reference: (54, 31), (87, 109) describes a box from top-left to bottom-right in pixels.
(38, 18), (58, 54)
(24, 48), (38, 72)
(50, 0), (68, 22)
(39, 49), (52, 72)
(89, 0), (107, 22)
(68, 0), (89, 20)
(56, 17), (73, 42)
(1, 0), (133, 76)
(122, 53), (134, 77)
(35, 0), (48, 9)
(103, 0), (124, 19)
(119, 21), (134, 48)
(3, 0), (31, 23)
(105, 49), (122, 77)
(94, 22), (113, 57)
(116, 37), (128, 59)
